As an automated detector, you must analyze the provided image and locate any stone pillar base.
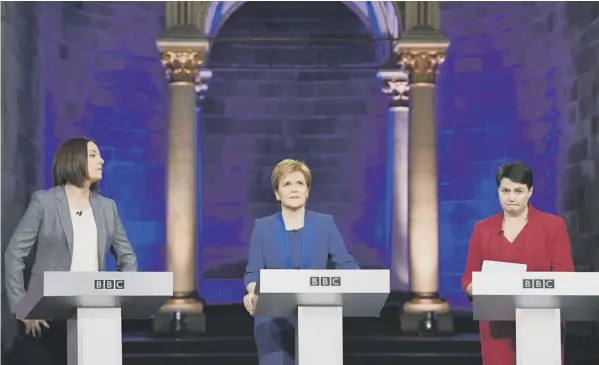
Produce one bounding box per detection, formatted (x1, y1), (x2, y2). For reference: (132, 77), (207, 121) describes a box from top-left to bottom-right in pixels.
(401, 292), (452, 335)
(400, 311), (453, 335)
(403, 292), (450, 314)
(152, 293), (206, 336)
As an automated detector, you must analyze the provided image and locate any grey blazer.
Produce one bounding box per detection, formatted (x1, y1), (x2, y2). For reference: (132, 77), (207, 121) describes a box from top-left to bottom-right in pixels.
(4, 185), (138, 313)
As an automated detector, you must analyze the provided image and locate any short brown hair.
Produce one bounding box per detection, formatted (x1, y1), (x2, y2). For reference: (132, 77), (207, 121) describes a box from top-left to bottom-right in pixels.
(271, 159), (312, 191)
(52, 137), (99, 191)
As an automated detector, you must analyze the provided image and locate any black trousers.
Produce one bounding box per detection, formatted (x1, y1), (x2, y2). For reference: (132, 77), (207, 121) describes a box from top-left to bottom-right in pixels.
(19, 320), (67, 365)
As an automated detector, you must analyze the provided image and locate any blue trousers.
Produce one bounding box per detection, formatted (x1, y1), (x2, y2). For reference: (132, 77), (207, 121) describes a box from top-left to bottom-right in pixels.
(254, 316), (297, 365)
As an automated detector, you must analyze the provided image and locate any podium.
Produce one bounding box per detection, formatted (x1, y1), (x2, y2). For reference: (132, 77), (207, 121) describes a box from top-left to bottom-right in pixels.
(16, 271), (173, 365)
(472, 271), (599, 365)
(255, 269), (390, 365)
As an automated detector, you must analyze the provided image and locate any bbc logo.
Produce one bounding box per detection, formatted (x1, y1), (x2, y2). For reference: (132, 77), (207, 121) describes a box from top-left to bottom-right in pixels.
(522, 279), (554, 289)
(94, 279), (125, 290)
(310, 276), (341, 287)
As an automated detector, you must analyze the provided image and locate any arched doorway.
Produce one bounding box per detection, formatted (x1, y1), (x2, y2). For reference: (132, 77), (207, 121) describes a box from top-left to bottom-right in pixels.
(199, 1), (390, 303)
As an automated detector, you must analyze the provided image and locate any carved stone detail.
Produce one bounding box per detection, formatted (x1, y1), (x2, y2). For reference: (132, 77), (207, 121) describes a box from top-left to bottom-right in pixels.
(399, 49), (446, 85)
(160, 50), (206, 84)
(157, 38), (211, 108)
(194, 69), (212, 107)
(378, 70), (410, 108)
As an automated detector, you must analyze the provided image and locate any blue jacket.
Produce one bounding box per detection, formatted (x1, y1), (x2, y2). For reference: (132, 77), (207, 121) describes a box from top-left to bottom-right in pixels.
(244, 210), (360, 288)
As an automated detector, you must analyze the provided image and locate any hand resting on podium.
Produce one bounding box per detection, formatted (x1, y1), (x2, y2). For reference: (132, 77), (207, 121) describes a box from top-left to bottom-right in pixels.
(243, 281), (258, 316)
(22, 319), (50, 338)
(243, 292), (258, 316)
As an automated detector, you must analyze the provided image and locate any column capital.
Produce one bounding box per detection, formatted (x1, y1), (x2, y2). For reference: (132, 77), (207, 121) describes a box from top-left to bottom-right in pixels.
(157, 38), (212, 107)
(157, 38), (210, 83)
(194, 68), (212, 107)
(377, 69), (410, 108)
(394, 34), (449, 85)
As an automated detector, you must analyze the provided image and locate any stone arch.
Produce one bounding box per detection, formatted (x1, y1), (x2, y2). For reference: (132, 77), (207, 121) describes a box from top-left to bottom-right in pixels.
(199, 2), (392, 297)
(204, 1), (402, 39)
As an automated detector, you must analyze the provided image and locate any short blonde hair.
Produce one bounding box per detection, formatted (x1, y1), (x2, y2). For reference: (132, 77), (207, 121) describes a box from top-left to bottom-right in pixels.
(271, 159), (312, 191)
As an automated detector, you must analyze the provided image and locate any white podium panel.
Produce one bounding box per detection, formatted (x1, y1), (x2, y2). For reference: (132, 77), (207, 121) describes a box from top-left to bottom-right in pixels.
(67, 308), (123, 365)
(296, 306), (343, 365)
(472, 271), (599, 321)
(17, 271), (173, 320)
(472, 271), (599, 365)
(515, 308), (561, 365)
(16, 271), (173, 365)
(256, 269), (390, 365)
(256, 269), (390, 317)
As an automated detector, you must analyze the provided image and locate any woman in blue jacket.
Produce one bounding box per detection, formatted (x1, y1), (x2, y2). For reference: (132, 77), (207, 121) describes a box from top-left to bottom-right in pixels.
(243, 158), (360, 365)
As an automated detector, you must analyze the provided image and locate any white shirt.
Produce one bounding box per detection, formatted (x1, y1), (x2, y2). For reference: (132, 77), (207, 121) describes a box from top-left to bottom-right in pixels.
(69, 207), (99, 272)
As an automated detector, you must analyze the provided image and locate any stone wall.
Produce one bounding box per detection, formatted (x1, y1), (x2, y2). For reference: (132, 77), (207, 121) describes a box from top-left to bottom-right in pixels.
(557, 2), (599, 272)
(1, 1), (44, 349)
(2, 1), (167, 350)
(201, 1), (389, 292)
(437, 1), (599, 305)
(3, 0), (597, 314)
(38, 1), (167, 271)
(437, 1), (572, 305)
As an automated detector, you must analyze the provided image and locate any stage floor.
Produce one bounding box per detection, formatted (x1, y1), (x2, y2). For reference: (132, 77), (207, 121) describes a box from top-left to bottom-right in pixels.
(120, 303), (597, 365)
(4, 303), (599, 365)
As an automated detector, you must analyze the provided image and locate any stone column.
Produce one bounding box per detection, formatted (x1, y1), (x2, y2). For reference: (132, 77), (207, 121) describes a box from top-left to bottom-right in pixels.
(153, 1), (211, 336)
(396, 1), (452, 333)
(399, 45), (448, 314)
(398, 44), (449, 313)
(377, 69), (411, 292)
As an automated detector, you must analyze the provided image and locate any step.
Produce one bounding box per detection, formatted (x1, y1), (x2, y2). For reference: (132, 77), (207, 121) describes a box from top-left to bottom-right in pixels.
(123, 353), (483, 365)
(123, 334), (481, 355)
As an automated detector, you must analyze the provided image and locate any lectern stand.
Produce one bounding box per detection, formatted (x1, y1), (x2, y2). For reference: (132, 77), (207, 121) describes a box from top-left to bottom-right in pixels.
(256, 269), (390, 365)
(472, 271), (599, 365)
(15, 271), (173, 365)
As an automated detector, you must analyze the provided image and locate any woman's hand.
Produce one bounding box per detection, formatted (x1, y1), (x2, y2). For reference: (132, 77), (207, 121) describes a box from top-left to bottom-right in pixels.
(22, 319), (49, 338)
(466, 283), (473, 297)
(243, 292), (258, 316)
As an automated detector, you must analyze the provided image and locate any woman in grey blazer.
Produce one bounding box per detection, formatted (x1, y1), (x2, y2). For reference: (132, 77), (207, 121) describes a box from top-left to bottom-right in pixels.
(4, 137), (138, 365)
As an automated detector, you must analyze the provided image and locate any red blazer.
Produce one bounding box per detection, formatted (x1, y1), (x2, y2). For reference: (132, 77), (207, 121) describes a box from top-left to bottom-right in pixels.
(462, 205), (575, 294)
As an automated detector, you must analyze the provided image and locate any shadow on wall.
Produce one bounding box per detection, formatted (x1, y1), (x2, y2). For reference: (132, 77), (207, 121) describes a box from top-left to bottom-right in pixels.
(557, 2), (599, 272)
(1, 1), (45, 352)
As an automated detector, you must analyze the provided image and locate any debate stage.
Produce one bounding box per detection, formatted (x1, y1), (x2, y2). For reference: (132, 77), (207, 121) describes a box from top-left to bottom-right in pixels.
(120, 304), (597, 365)
(122, 303), (482, 365)
(5, 297), (599, 365)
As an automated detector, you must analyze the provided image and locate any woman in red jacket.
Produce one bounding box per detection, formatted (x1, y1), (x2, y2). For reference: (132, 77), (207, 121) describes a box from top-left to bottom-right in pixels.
(461, 162), (574, 365)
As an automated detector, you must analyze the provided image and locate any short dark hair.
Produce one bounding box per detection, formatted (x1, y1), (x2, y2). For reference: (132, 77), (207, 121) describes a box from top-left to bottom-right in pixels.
(52, 137), (99, 191)
(496, 162), (533, 189)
